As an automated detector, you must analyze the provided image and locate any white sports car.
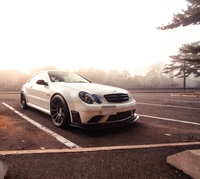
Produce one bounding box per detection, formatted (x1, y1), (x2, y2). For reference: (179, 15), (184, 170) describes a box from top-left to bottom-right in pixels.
(20, 70), (139, 129)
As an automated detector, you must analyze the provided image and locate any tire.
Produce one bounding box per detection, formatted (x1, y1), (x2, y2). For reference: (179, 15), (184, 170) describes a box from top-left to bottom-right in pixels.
(50, 95), (70, 128)
(20, 92), (28, 109)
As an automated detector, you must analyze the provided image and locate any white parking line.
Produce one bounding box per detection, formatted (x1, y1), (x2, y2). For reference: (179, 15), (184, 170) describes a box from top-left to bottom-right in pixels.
(137, 102), (200, 110)
(1, 141), (200, 155)
(163, 99), (200, 104)
(138, 114), (200, 126)
(2, 102), (80, 149)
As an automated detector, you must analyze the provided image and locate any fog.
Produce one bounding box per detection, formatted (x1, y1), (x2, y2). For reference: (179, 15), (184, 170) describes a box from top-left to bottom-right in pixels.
(0, 63), (200, 91)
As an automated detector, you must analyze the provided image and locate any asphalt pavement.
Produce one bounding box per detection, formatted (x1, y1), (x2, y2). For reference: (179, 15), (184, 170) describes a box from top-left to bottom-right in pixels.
(1, 92), (200, 178)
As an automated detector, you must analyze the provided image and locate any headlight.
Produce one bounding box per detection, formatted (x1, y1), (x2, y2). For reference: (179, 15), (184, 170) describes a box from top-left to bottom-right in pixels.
(128, 93), (136, 102)
(79, 91), (94, 104)
(92, 94), (103, 104)
(79, 92), (103, 104)
(128, 92), (133, 100)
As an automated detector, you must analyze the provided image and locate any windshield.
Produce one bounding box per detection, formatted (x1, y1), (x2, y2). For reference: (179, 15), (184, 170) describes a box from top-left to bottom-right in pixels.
(48, 71), (90, 83)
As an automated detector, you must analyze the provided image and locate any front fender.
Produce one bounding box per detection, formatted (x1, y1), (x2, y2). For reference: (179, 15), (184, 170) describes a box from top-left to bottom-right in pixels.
(51, 87), (81, 111)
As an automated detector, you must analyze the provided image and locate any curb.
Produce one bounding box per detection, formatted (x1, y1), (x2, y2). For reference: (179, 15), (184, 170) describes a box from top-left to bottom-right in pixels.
(0, 161), (8, 179)
(167, 150), (200, 179)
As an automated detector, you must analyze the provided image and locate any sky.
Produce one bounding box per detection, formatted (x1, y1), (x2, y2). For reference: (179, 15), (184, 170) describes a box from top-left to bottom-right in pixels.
(0, 0), (200, 74)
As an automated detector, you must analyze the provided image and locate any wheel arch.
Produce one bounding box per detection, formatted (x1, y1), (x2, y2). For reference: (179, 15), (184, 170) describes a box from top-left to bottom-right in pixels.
(20, 89), (28, 102)
(21, 88), (27, 95)
(50, 92), (72, 122)
(20, 89), (29, 109)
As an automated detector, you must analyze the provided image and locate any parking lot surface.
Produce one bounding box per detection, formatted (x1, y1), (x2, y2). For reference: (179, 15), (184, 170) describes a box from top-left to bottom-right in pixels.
(0, 91), (200, 178)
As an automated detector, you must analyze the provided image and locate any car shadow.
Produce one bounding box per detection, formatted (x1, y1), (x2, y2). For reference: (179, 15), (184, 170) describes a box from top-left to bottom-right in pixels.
(65, 121), (144, 138)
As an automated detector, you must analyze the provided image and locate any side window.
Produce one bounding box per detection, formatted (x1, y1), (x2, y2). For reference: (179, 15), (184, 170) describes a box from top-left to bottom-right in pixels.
(48, 73), (65, 82)
(28, 73), (48, 85)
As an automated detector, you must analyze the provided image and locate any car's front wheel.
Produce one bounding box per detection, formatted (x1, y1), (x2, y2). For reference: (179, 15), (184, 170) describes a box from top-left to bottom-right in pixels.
(50, 95), (70, 128)
(20, 92), (28, 109)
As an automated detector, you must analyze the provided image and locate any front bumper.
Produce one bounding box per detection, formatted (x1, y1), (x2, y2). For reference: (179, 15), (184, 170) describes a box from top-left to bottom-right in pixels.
(70, 111), (139, 129)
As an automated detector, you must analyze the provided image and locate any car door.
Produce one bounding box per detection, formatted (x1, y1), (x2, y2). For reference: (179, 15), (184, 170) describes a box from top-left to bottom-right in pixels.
(26, 72), (52, 110)
(26, 73), (40, 104)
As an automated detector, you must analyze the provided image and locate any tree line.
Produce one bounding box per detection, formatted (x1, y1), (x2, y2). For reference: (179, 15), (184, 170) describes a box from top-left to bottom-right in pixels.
(0, 62), (199, 91)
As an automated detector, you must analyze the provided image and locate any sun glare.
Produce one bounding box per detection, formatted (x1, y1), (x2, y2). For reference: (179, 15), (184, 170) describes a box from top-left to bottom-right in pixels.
(0, 0), (197, 76)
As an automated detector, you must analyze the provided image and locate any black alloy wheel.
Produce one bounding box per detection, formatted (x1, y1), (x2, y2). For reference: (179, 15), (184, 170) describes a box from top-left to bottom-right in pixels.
(20, 92), (28, 109)
(50, 95), (70, 128)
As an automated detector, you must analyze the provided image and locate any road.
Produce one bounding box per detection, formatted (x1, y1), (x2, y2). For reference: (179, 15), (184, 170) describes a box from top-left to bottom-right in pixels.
(0, 92), (200, 178)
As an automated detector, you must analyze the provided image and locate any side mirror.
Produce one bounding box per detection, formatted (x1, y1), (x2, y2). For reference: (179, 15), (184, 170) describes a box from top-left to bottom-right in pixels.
(36, 80), (48, 86)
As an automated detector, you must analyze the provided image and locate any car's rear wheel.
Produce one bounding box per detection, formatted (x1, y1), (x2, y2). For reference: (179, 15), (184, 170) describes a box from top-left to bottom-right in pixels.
(20, 92), (28, 109)
(50, 95), (70, 128)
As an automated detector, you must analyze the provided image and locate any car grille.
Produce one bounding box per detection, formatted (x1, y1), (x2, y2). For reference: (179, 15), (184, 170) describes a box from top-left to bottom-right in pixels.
(104, 93), (129, 103)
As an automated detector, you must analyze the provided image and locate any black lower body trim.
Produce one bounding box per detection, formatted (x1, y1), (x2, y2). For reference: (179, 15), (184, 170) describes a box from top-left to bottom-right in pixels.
(70, 113), (139, 129)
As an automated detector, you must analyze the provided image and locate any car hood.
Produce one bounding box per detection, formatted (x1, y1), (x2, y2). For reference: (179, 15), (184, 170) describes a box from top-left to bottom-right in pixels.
(57, 82), (128, 95)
